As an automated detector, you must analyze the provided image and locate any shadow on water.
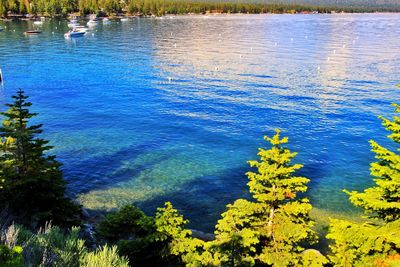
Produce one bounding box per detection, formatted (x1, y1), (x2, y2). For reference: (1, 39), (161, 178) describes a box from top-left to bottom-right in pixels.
(135, 166), (251, 233)
(64, 137), (172, 194)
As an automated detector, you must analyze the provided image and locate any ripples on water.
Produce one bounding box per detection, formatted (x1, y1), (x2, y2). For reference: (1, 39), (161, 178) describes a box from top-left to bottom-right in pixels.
(0, 14), (400, 231)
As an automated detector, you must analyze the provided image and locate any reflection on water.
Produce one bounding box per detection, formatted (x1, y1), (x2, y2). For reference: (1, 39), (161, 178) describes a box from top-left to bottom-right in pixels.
(0, 14), (400, 231)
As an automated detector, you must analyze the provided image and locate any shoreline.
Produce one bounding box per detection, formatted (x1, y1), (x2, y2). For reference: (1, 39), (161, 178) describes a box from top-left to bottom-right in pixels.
(2, 11), (400, 22)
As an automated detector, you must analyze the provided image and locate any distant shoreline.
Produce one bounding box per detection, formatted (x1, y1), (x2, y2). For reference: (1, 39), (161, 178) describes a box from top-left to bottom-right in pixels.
(1, 0), (400, 20)
(2, 11), (400, 22)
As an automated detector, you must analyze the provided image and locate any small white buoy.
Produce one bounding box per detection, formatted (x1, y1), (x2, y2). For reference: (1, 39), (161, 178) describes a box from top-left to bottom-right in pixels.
(0, 68), (3, 86)
(92, 33), (94, 36)
(215, 66), (219, 71)
(174, 43), (177, 48)
(333, 50), (336, 54)
(52, 32), (54, 35)
(317, 66), (321, 71)
(55, 27), (57, 29)
(219, 39), (221, 42)
(170, 32), (173, 36)
(168, 77), (172, 82)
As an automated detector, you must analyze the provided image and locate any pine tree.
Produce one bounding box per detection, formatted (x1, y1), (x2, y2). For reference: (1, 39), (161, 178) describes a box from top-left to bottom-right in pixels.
(199, 129), (327, 267)
(345, 103), (400, 222)
(246, 129), (325, 266)
(153, 202), (203, 265)
(210, 199), (264, 267)
(327, 103), (400, 266)
(0, 89), (81, 227)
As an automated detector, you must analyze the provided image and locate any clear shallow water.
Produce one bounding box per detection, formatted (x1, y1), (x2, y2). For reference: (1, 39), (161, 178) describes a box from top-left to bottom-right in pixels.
(1, 14), (400, 231)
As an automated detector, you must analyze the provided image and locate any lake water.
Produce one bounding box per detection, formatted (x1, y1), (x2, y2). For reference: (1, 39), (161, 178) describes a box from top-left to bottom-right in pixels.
(1, 14), (399, 231)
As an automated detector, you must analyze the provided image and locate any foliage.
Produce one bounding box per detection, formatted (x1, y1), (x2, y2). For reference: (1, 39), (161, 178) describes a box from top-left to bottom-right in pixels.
(328, 103), (400, 267)
(98, 202), (203, 267)
(0, 89), (81, 227)
(0, 221), (129, 267)
(327, 219), (400, 267)
(153, 202), (203, 264)
(1, 0), (400, 17)
(249, 129), (323, 266)
(97, 204), (153, 242)
(345, 103), (400, 222)
(96, 204), (165, 265)
(183, 129), (326, 267)
(80, 245), (129, 267)
(207, 199), (264, 266)
(0, 244), (23, 267)
(21, 223), (86, 266)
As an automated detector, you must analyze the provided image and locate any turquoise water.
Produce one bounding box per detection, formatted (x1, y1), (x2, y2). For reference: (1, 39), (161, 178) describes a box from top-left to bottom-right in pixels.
(0, 14), (399, 231)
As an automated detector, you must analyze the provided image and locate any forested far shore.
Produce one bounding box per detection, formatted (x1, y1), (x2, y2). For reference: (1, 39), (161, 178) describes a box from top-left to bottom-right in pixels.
(1, 0), (400, 18)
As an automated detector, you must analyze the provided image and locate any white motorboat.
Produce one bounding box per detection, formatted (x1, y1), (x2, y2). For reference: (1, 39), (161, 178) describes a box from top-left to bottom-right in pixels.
(73, 26), (89, 32)
(120, 18), (129, 22)
(87, 19), (99, 26)
(64, 29), (86, 38)
(68, 22), (80, 28)
(33, 20), (43, 25)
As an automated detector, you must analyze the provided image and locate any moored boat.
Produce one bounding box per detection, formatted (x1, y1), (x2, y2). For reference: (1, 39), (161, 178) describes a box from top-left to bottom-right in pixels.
(64, 29), (86, 38)
(33, 20), (43, 25)
(73, 25), (89, 32)
(24, 30), (42, 35)
(68, 21), (80, 28)
(87, 18), (99, 26)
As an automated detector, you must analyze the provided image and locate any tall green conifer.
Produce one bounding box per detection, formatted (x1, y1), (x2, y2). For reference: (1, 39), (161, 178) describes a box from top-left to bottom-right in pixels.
(0, 89), (81, 227)
(200, 129), (326, 266)
(345, 103), (400, 222)
(247, 129), (325, 266)
(327, 103), (400, 266)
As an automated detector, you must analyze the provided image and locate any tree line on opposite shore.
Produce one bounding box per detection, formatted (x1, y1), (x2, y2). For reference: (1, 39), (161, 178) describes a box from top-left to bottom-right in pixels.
(1, 0), (400, 18)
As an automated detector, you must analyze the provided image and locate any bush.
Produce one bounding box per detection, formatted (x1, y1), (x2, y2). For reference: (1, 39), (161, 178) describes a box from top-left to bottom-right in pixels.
(0, 244), (23, 267)
(97, 205), (154, 242)
(80, 245), (129, 267)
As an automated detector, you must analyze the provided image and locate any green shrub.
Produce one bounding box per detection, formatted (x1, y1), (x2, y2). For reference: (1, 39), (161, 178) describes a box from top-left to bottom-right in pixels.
(80, 245), (129, 267)
(0, 244), (23, 267)
(97, 205), (154, 242)
(23, 223), (85, 266)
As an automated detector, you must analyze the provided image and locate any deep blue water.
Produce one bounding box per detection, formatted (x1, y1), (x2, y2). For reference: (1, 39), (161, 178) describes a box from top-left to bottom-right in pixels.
(1, 14), (400, 231)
